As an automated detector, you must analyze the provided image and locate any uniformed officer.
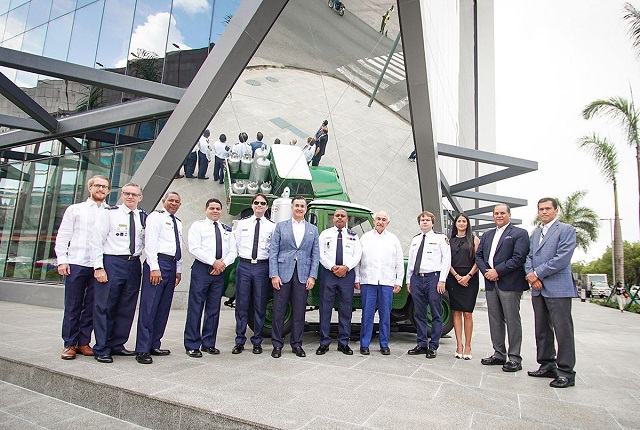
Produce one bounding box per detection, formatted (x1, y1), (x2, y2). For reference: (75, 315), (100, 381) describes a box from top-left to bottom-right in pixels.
(55, 174), (110, 360)
(184, 198), (237, 357)
(316, 209), (362, 355)
(406, 211), (451, 359)
(135, 191), (183, 364)
(91, 183), (146, 363)
(232, 193), (275, 354)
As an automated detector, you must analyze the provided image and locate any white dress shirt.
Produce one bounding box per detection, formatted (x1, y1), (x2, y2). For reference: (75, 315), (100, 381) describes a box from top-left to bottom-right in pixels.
(406, 230), (451, 283)
(488, 223), (508, 268)
(319, 226), (362, 270)
(540, 218), (557, 243)
(198, 136), (211, 161)
(231, 142), (251, 159)
(144, 210), (183, 273)
(292, 219), (306, 248)
(356, 229), (404, 286)
(55, 198), (108, 267)
(188, 218), (237, 266)
(234, 215), (275, 260)
(91, 205), (145, 269)
(213, 140), (230, 160)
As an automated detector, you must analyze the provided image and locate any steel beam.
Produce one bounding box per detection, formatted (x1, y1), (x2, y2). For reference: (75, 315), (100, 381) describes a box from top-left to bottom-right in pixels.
(0, 99), (175, 149)
(0, 114), (47, 132)
(0, 72), (57, 131)
(452, 190), (527, 207)
(130, 0), (289, 209)
(397, 0), (444, 230)
(0, 47), (185, 103)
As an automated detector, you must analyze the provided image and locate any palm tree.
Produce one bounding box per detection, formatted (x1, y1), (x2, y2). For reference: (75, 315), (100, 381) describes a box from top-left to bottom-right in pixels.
(623, 3), (640, 58)
(532, 190), (600, 253)
(582, 97), (640, 234)
(577, 133), (624, 285)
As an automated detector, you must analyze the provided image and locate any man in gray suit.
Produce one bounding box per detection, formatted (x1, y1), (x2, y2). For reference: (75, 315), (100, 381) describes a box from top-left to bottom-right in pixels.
(269, 196), (320, 358)
(475, 204), (530, 372)
(525, 197), (577, 388)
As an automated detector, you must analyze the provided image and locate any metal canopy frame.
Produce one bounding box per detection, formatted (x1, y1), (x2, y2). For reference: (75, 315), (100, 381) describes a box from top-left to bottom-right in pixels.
(0, 0), (537, 227)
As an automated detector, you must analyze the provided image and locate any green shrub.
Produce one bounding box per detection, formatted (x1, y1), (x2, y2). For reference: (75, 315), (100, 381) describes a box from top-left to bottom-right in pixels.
(590, 298), (640, 314)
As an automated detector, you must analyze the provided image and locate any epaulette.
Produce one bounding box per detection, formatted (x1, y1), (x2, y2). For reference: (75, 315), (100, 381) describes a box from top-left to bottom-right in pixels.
(413, 232), (422, 237)
(107, 205), (119, 210)
(264, 217), (275, 223)
(347, 228), (357, 236)
(433, 230), (444, 235)
(155, 209), (165, 213)
(222, 223), (232, 232)
(239, 215), (252, 220)
(175, 216), (181, 222)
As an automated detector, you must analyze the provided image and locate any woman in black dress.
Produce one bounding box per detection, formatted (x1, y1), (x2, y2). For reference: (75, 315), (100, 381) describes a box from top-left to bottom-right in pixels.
(446, 213), (479, 360)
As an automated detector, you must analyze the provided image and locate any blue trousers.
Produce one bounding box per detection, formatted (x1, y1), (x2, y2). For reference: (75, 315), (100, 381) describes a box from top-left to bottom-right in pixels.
(62, 264), (95, 347)
(411, 272), (443, 349)
(234, 261), (270, 345)
(319, 267), (354, 346)
(213, 156), (225, 183)
(184, 260), (225, 350)
(272, 266), (308, 349)
(184, 152), (197, 177)
(359, 284), (393, 348)
(93, 255), (141, 356)
(135, 260), (176, 353)
(197, 150), (209, 179)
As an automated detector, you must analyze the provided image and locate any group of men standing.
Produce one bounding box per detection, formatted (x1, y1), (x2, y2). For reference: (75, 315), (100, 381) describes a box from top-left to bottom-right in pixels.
(55, 175), (578, 388)
(476, 199), (578, 388)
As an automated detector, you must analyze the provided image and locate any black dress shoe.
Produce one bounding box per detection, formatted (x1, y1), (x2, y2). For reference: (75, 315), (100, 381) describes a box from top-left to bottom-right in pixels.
(550, 376), (575, 388)
(185, 175), (196, 178)
(252, 344), (263, 354)
(380, 347), (390, 355)
(202, 347), (220, 355)
(231, 344), (244, 354)
(271, 347), (282, 358)
(480, 356), (506, 366)
(186, 349), (203, 358)
(502, 361), (522, 372)
(527, 368), (557, 378)
(360, 347), (370, 355)
(136, 353), (153, 364)
(426, 348), (437, 359)
(150, 348), (170, 356)
(337, 344), (353, 355)
(113, 348), (136, 356)
(407, 345), (429, 355)
(316, 344), (330, 355)
(292, 346), (306, 357)
(94, 354), (113, 363)
(197, 176), (210, 180)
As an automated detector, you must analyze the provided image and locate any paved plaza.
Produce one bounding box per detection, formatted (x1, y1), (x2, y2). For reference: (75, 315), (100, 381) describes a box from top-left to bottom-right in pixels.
(0, 297), (638, 429)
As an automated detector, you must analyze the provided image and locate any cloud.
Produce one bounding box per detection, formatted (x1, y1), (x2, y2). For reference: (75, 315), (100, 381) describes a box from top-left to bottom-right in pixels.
(173, 0), (209, 15)
(115, 12), (189, 67)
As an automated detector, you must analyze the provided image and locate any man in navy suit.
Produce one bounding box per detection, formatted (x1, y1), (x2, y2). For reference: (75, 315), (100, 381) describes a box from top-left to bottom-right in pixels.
(269, 196), (320, 358)
(525, 197), (577, 388)
(475, 204), (530, 372)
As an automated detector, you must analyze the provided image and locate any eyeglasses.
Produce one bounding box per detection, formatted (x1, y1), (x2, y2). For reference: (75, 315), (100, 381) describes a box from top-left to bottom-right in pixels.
(253, 201), (267, 206)
(92, 184), (110, 190)
(122, 192), (140, 197)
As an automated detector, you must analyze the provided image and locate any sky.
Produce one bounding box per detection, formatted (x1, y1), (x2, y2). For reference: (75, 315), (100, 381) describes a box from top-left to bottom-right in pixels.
(493, 0), (640, 262)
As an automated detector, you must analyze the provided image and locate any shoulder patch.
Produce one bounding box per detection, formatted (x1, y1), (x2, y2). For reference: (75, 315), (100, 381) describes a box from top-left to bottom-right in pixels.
(222, 223), (232, 232)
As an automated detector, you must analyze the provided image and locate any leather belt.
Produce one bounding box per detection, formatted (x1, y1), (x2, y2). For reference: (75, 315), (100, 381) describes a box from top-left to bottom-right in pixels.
(417, 271), (439, 277)
(158, 253), (177, 261)
(239, 257), (268, 264)
(105, 254), (140, 261)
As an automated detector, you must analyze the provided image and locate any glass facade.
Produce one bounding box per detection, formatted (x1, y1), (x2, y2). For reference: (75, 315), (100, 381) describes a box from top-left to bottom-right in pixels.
(0, 0), (242, 281)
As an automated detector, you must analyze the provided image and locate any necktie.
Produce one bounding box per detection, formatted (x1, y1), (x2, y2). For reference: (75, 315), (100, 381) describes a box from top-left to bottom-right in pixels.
(129, 210), (136, 255)
(252, 218), (260, 260)
(336, 229), (343, 266)
(413, 234), (426, 275)
(214, 221), (223, 260)
(171, 215), (181, 261)
(539, 226), (546, 244)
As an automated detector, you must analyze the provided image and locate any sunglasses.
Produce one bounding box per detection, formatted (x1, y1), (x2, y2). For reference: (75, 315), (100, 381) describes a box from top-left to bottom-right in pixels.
(253, 201), (267, 206)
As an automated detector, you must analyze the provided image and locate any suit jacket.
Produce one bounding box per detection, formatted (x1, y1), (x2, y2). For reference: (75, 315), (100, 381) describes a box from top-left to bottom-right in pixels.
(269, 219), (320, 284)
(525, 221), (577, 298)
(475, 223), (529, 291)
